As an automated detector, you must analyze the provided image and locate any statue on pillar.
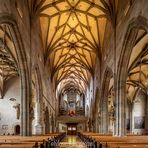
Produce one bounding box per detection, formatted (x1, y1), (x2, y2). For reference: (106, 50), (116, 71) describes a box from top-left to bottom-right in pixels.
(109, 105), (115, 121)
(13, 103), (20, 120)
(29, 105), (34, 120)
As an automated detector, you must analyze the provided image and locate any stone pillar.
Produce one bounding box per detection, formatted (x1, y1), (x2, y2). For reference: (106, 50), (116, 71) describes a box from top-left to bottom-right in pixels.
(97, 112), (101, 133)
(90, 120), (93, 132)
(108, 106), (115, 133)
(21, 80), (30, 136)
(87, 118), (91, 132)
(48, 114), (55, 133)
(129, 103), (133, 133)
(84, 120), (88, 132)
(100, 97), (108, 133)
(33, 102), (44, 135)
(64, 101), (68, 110)
(94, 118), (99, 132)
(145, 95), (148, 131)
(114, 82), (126, 136)
(80, 96), (83, 108)
(60, 95), (64, 108)
(80, 100), (83, 108)
(49, 116), (52, 133)
(29, 105), (34, 135)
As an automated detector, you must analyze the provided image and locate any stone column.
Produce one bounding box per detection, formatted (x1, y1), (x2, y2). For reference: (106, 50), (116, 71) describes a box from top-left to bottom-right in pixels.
(29, 105), (34, 135)
(87, 118), (91, 132)
(33, 102), (44, 135)
(90, 120), (93, 132)
(129, 102), (133, 134)
(21, 78), (30, 136)
(80, 100), (83, 108)
(48, 114), (55, 133)
(94, 118), (99, 132)
(145, 95), (148, 131)
(60, 95), (64, 108)
(108, 106), (115, 133)
(80, 96), (83, 108)
(100, 97), (108, 133)
(114, 82), (126, 136)
(49, 116), (52, 133)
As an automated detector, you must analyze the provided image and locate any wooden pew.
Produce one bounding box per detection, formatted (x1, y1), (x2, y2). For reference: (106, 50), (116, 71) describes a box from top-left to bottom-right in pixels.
(80, 132), (148, 148)
(0, 133), (64, 148)
(0, 142), (35, 148)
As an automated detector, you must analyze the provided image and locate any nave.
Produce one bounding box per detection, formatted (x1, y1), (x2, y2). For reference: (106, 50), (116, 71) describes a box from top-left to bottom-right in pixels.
(0, 0), (148, 147)
(58, 135), (86, 148)
(0, 132), (148, 148)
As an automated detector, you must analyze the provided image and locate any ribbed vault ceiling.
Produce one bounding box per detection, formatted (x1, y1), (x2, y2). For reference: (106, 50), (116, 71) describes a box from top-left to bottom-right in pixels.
(127, 29), (148, 100)
(32, 0), (118, 92)
(0, 24), (18, 98)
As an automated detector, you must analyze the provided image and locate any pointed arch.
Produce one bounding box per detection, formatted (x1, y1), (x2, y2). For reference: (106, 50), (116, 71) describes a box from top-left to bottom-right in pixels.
(100, 66), (113, 133)
(0, 13), (30, 136)
(116, 16), (148, 136)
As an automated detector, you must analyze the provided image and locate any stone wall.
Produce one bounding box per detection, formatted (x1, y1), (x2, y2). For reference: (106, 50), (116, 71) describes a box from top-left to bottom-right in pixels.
(58, 123), (67, 133)
(92, 0), (148, 135)
(0, 0), (57, 135)
(0, 77), (20, 135)
(132, 91), (146, 134)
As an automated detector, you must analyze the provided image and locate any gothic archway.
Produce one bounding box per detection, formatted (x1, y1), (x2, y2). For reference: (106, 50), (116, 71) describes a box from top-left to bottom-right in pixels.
(31, 66), (44, 135)
(116, 16), (148, 136)
(15, 125), (20, 135)
(93, 87), (100, 132)
(0, 14), (30, 136)
(100, 67), (113, 133)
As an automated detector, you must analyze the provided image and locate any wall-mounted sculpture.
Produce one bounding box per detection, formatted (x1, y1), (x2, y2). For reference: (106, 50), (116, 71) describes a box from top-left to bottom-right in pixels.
(13, 103), (20, 120)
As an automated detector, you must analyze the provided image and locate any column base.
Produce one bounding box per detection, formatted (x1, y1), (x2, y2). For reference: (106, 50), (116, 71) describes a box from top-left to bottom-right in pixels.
(33, 123), (43, 135)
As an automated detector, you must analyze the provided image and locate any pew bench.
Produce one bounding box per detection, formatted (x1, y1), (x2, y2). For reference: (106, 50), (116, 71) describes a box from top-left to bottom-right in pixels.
(108, 143), (148, 148)
(0, 133), (66, 148)
(0, 142), (36, 148)
(79, 132), (148, 148)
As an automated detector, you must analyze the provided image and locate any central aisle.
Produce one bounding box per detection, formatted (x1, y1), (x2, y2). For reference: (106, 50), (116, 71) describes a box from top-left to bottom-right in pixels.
(58, 135), (86, 148)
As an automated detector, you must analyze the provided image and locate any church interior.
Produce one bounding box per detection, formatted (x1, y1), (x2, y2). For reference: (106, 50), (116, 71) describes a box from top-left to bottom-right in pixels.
(0, 0), (148, 147)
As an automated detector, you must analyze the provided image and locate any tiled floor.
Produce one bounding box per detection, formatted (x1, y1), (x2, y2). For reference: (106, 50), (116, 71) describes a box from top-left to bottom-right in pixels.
(58, 135), (86, 148)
